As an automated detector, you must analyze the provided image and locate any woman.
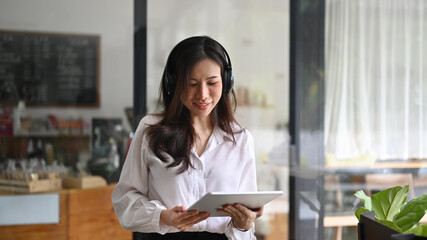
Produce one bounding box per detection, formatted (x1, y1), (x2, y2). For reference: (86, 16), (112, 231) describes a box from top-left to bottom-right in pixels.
(112, 36), (262, 240)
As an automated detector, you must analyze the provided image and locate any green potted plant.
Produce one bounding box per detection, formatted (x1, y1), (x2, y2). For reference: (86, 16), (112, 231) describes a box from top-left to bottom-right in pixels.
(355, 185), (427, 239)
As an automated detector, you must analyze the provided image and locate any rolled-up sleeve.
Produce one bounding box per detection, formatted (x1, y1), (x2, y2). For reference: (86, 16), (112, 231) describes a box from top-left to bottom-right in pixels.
(111, 118), (172, 234)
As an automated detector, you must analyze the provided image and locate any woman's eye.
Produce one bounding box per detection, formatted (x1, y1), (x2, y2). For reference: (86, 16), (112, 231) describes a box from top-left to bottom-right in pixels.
(190, 83), (197, 87)
(208, 82), (218, 86)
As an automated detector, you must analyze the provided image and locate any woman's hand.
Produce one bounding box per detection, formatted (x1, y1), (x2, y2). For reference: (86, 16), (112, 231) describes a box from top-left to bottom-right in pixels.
(217, 204), (264, 231)
(160, 206), (210, 232)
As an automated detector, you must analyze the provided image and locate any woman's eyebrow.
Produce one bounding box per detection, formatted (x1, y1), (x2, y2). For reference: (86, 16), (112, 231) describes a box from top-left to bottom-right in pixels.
(190, 76), (219, 81)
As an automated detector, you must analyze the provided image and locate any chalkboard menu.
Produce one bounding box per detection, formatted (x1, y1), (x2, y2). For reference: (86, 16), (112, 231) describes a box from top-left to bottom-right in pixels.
(0, 30), (100, 107)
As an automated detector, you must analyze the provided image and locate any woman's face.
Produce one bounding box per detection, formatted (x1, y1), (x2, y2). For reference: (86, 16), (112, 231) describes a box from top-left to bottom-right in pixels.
(181, 58), (223, 121)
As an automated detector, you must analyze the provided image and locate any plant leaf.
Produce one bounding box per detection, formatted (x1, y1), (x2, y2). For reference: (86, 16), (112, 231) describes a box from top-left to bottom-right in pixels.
(394, 194), (427, 232)
(376, 219), (402, 232)
(354, 190), (372, 210)
(355, 207), (370, 221)
(371, 185), (409, 221)
(404, 223), (427, 237)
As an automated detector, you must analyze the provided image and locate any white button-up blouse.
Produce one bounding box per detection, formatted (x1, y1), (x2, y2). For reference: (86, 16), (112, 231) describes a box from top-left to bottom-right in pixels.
(112, 115), (258, 240)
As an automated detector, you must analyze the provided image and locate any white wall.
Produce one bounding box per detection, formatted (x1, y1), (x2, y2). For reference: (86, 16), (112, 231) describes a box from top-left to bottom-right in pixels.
(0, 0), (133, 131)
(147, 0), (290, 128)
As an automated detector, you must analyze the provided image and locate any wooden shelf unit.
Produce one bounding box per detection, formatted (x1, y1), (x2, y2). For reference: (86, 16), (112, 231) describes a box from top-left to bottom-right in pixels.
(0, 184), (131, 240)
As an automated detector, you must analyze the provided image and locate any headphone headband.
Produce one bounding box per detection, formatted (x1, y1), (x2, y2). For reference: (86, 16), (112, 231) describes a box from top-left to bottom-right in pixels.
(164, 36), (234, 95)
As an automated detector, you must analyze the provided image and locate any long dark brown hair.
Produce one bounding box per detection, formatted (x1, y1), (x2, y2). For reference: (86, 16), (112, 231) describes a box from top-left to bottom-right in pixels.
(145, 36), (239, 173)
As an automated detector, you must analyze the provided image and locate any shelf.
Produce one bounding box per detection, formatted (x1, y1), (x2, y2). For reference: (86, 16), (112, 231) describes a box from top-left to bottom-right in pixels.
(14, 131), (59, 137)
(3, 131), (90, 138)
(0, 178), (62, 193)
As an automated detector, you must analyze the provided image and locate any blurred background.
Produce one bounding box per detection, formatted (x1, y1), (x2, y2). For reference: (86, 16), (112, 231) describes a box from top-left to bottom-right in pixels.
(1, 0), (426, 240)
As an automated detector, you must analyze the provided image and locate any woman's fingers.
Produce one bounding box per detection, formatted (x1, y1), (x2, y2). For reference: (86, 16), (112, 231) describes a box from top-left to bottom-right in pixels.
(218, 203), (259, 230)
(176, 211), (210, 231)
(224, 204), (247, 219)
(255, 206), (264, 218)
(172, 210), (198, 224)
(161, 206), (210, 231)
(175, 211), (210, 232)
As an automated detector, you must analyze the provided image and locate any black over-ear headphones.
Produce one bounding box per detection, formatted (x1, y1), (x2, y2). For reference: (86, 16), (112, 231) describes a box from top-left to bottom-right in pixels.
(221, 44), (235, 94)
(164, 36), (234, 95)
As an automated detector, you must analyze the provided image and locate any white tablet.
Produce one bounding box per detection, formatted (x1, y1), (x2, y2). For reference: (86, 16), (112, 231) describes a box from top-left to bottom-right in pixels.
(187, 191), (284, 217)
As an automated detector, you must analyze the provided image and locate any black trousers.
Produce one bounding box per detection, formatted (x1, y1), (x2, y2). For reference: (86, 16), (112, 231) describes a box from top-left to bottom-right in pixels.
(134, 232), (227, 240)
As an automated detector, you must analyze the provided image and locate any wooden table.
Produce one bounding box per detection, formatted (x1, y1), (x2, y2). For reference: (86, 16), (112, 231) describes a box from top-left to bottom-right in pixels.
(0, 184), (132, 240)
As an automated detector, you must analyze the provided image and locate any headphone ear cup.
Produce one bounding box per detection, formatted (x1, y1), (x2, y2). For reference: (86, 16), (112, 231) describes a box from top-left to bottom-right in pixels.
(223, 68), (234, 94)
(229, 71), (234, 93)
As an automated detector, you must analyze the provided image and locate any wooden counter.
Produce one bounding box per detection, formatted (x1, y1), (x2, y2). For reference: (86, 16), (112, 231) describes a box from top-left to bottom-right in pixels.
(0, 184), (131, 240)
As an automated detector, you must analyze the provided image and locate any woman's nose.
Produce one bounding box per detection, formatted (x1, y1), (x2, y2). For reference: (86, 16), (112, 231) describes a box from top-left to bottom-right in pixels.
(196, 84), (208, 99)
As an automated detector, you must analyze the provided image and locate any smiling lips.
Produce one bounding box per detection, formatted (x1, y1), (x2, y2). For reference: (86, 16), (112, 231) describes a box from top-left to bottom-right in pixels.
(194, 102), (210, 110)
